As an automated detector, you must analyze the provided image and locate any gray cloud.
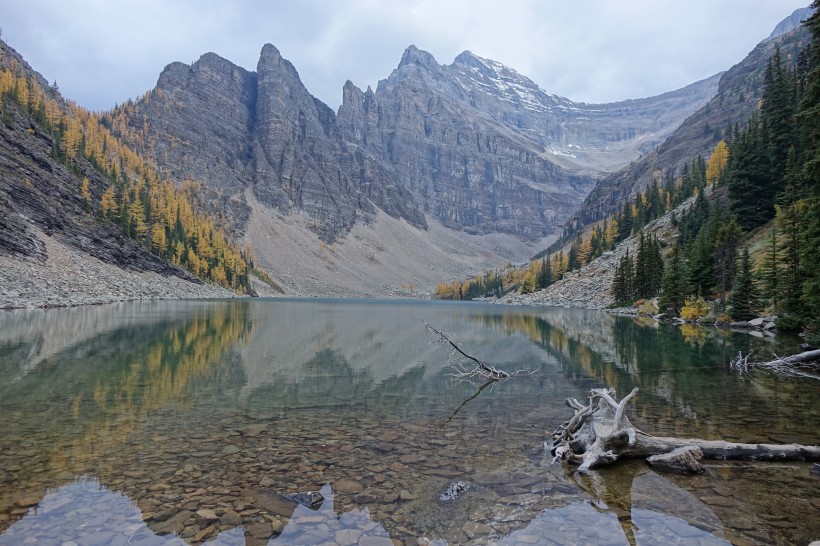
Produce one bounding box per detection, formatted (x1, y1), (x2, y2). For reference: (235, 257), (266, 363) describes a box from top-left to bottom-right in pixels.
(0, 0), (809, 111)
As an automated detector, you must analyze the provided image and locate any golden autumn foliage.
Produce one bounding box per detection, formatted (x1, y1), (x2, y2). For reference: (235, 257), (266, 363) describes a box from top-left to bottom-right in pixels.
(80, 177), (91, 205)
(680, 297), (710, 320)
(0, 62), (255, 293)
(705, 140), (729, 185)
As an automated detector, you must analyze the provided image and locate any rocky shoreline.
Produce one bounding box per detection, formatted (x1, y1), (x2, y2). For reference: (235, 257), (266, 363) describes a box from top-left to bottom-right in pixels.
(0, 233), (239, 310)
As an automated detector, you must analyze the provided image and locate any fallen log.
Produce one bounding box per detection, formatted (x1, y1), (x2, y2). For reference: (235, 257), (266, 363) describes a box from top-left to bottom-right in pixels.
(731, 349), (820, 379)
(550, 387), (820, 473)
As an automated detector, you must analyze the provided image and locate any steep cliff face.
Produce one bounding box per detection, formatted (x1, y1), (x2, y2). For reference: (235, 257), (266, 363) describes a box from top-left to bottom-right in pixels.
(252, 44), (366, 240)
(124, 45), (425, 242)
(120, 52), (257, 233)
(119, 44), (718, 244)
(335, 46), (597, 239)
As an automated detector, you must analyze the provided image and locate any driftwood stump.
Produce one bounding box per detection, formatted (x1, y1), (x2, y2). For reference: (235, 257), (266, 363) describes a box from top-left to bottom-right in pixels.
(550, 387), (820, 473)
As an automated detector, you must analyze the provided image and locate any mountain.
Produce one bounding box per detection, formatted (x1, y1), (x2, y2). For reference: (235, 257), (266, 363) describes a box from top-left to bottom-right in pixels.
(335, 47), (719, 240)
(564, 9), (813, 235)
(102, 44), (718, 295)
(119, 44), (718, 243)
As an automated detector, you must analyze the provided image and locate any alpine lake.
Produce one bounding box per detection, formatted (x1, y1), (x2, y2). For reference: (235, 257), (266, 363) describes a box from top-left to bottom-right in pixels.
(0, 299), (818, 546)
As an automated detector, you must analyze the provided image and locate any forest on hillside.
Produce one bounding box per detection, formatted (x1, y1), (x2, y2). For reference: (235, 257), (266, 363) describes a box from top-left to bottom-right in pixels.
(0, 56), (261, 293)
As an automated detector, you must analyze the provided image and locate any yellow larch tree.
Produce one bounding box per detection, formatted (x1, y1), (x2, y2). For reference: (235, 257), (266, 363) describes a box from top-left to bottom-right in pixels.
(100, 187), (118, 218)
(151, 223), (167, 256)
(62, 116), (83, 159)
(705, 140), (729, 186)
(80, 177), (91, 206)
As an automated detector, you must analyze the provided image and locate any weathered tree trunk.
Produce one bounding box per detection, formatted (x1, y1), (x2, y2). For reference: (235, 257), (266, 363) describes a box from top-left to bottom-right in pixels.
(550, 387), (820, 473)
(771, 349), (820, 364)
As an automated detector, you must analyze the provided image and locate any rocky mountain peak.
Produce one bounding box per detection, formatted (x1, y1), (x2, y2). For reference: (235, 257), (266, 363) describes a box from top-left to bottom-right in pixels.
(397, 45), (441, 72)
(156, 61), (189, 88)
(450, 49), (562, 113)
(766, 6), (815, 42)
(259, 43), (283, 64)
(452, 50), (494, 75)
(257, 43), (305, 84)
(453, 50), (532, 85)
(342, 79), (363, 104)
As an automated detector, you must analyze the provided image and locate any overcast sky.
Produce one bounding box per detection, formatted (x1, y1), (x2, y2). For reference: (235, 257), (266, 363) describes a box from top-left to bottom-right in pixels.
(0, 0), (810, 112)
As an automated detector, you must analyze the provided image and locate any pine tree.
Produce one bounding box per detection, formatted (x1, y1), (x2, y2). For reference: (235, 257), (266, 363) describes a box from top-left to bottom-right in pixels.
(797, 0), (820, 343)
(612, 250), (636, 303)
(100, 186), (118, 219)
(633, 232), (649, 298)
(648, 233), (664, 297)
(617, 201), (633, 242)
(705, 140), (729, 185)
(760, 228), (779, 309)
(776, 148), (804, 314)
(80, 177), (91, 209)
(713, 217), (741, 310)
(659, 245), (686, 316)
(686, 210), (719, 298)
(727, 115), (773, 230)
(729, 247), (759, 321)
(762, 48), (795, 192)
(567, 235), (581, 271)
(537, 257), (552, 290)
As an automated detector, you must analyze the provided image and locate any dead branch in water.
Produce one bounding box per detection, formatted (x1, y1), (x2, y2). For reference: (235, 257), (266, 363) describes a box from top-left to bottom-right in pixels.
(550, 387), (820, 473)
(422, 319), (535, 386)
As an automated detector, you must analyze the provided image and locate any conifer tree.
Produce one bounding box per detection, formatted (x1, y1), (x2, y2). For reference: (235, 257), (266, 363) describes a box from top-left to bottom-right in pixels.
(537, 257), (552, 290)
(714, 217), (741, 310)
(762, 48), (795, 191)
(567, 235), (581, 271)
(797, 0), (820, 342)
(617, 201), (633, 242)
(727, 115), (772, 230)
(729, 247), (759, 321)
(705, 140), (729, 185)
(776, 148), (804, 314)
(659, 245), (686, 316)
(760, 228), (779, 309)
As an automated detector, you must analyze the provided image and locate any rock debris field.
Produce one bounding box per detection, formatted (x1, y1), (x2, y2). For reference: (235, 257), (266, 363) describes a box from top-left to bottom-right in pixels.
(0, 234), (236, 310)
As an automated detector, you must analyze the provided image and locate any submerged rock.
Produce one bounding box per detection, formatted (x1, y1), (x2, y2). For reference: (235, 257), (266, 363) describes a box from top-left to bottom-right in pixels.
(438, 480), (471, 502)
(288, 490), (325, 510)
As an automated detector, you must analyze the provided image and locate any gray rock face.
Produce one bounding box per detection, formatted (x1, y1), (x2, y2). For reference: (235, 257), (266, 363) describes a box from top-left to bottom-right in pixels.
(118, 43), (719, 243)
(124, 52), (258, 234)
(252, 44), (366, 240)
(126, 44), (425, 242)
(766, 7), (815, 42)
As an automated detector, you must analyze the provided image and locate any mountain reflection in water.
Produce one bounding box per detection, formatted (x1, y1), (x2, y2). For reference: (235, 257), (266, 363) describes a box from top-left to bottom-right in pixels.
(0, 474), (732, 545)
(0, 299), (816, 545)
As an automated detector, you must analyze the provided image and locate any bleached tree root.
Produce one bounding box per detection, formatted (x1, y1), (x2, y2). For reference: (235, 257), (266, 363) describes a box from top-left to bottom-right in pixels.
(550, 387), (820, 473)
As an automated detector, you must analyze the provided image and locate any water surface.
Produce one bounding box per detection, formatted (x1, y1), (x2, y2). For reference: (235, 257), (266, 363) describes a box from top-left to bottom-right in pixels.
(0, 299), (817, 545)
